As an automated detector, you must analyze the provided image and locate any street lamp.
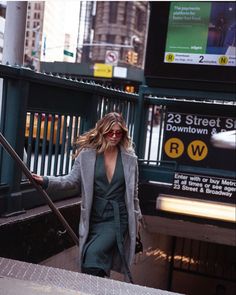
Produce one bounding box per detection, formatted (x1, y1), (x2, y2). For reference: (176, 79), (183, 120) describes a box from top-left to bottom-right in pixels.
(130, 35), (140, 48)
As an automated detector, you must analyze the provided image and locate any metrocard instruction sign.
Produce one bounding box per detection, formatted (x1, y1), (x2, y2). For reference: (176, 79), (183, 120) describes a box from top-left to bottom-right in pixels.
(162, 112), (236, 171)
(173, 172), (236, 201)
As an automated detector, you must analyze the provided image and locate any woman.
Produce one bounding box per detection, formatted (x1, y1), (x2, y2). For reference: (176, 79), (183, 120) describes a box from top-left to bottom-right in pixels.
(32, 112), (142, 282)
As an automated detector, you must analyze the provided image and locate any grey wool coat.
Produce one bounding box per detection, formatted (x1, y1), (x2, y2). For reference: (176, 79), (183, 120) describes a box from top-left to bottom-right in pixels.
(45, 146), (142, 274)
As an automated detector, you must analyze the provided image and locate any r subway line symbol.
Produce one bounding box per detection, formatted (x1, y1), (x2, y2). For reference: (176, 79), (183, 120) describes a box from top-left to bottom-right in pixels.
(166, 53), (175, 62)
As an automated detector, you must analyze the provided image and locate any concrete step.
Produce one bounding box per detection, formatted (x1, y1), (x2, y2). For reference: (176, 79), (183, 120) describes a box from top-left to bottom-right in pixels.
(0, 276), (88, 295)
(0, 257), (182, 295)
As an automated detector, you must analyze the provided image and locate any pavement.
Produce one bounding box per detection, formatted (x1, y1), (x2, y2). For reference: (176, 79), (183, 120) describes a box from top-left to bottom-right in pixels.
(0, 257), (183, 295)
(0, 276), (88, 295)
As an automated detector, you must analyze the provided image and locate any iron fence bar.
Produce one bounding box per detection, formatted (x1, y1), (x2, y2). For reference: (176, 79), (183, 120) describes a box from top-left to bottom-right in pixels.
(26, 112), (34, 169)
(147, 105), (155, 161)
(180, 238), (185, 269)
(188, 239), (193, 271)
(130, 101), (136, 138)
(59, 115), (67, 175)
(196, 240), (201, 273)
(72, 116), (79, 162)
(40, 114), (49, 175)
(33, 113), (42, 173)
(120, 100), (126, 118)
(53, 115), (62, 175)
(0, 132), (80, 247)
(167, 236), (176, 291)
(157, 106), (165, 162)
(47, 114), (56, 175)
(65, 116), (73, 174)
(97, 96), (103, 118)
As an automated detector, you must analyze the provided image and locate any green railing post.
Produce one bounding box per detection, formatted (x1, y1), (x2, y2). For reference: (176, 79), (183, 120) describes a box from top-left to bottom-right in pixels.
(81, 93), (99, 133)
(0, 65), (139, 212)
(133, 85), (147, 158)
(0, 78), (29, 216)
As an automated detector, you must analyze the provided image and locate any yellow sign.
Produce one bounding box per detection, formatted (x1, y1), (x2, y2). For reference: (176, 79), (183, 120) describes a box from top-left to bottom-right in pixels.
(164, 137), (184, 158)
(187, 140), (208, 161)
(165, 53), (175, 63)
(94, 63), (112, 78)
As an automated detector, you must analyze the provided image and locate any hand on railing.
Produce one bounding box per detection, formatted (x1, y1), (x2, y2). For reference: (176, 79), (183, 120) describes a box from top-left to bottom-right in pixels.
(31, 173), (43, 186)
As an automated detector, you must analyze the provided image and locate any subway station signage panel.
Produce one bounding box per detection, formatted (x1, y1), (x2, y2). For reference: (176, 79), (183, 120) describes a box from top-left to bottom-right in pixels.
(162, 112), (235, 170)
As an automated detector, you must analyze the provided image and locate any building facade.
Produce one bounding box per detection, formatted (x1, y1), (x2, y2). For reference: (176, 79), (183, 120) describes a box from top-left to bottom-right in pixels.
(0, 1), (6, 63)
(24, 1), (44, 69)
(78, 1), (150, 69)
(40, 1), (80, 64)
(24, 1), (149, 70)
(24, 1), (80, 70)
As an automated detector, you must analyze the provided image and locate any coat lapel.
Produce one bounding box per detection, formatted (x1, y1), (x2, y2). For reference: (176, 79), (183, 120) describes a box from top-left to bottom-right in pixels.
(80, 149), (96, 213)
(120, 147), (137, 205)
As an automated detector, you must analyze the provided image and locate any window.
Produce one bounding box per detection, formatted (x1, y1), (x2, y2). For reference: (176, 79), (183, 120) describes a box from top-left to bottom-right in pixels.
(106, 34), (115, 44)
(33, 21), (39, 28)
(35, 12), (40, 19)
(123, 2), (128, 25)
(109, 1), (118, 23)
(135, 8), (145, 32)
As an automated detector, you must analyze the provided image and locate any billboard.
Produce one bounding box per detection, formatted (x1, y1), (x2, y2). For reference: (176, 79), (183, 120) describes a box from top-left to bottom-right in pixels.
(164, 2), (236, 67)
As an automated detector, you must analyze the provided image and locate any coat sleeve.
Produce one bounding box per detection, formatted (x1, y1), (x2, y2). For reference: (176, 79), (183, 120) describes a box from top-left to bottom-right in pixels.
(45, 155), (81, 198)
(133, 158), (142, 221)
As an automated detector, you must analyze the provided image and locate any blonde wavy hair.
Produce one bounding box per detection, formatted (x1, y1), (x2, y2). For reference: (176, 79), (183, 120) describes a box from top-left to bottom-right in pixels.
(74, 112), (133, 157)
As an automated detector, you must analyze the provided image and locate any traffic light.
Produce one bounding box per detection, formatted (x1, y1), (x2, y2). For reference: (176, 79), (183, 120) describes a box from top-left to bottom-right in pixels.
(132, 52), (138, 64)
(126, 50), (133, 63)
(126, 51), (138, 64)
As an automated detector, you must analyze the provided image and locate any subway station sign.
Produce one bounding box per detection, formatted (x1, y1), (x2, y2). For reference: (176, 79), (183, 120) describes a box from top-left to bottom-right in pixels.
(162, 112), (236, 171)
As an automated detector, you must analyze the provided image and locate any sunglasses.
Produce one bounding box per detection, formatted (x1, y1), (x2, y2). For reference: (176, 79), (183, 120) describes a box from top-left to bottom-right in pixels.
(106, 130), (123, 138)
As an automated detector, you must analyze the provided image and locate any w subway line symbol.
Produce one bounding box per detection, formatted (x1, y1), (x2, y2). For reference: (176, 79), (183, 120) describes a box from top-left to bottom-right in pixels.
(164, 138), (208, 161)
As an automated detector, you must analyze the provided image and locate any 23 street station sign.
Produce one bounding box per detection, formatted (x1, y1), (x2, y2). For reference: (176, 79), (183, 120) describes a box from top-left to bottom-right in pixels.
(162, 112), (236, 171)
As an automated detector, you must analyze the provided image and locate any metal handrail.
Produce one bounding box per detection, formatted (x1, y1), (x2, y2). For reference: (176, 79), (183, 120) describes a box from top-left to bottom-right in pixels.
(0, 132), (80, 247)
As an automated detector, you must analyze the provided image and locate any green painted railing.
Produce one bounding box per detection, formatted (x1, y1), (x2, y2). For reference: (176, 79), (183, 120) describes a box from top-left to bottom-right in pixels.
(0, 64), (235, 219)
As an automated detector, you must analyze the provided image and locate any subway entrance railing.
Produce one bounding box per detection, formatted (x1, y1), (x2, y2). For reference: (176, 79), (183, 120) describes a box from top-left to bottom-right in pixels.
(0, 64), (138, 215)
(0, 64), (235, 228)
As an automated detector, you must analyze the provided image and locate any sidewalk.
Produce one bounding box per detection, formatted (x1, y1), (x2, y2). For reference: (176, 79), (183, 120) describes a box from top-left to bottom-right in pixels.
(0, 257), (183, 295)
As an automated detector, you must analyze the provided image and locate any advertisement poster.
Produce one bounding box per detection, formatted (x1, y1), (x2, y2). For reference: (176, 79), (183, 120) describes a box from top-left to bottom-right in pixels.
(164, 2), (236, 66)
(162, 112), (236, 171)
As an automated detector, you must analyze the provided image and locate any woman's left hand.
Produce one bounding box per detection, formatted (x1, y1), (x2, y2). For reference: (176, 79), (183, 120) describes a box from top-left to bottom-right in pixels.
(137, 220), (142, 233)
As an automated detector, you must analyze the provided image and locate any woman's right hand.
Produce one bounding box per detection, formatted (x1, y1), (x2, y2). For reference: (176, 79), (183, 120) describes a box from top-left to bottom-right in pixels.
(32, 173), (43, 186)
